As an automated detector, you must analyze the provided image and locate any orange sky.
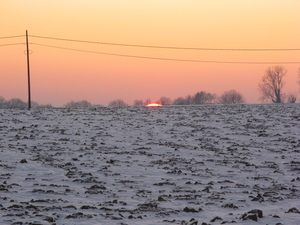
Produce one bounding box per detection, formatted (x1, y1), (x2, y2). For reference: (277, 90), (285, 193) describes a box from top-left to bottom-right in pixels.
(1, 0), (300, 106)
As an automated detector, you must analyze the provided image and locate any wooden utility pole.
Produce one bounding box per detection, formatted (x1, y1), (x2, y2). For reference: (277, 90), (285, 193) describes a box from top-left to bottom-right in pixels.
(26, 30), (31, 110)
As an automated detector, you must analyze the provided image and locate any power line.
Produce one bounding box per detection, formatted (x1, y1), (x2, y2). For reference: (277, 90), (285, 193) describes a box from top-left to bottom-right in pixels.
(0, 43), (25, 47)
(0, 35), (25, 39)
(30, 34), (300, 51)
(32, 43), (300, 64)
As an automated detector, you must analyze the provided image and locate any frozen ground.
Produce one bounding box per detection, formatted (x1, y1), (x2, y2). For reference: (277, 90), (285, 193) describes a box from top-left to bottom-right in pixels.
(0, 104), (299, 225)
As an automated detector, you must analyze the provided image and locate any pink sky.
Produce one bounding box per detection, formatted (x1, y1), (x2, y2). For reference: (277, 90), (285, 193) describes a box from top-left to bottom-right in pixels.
(1, 0), (300, 106)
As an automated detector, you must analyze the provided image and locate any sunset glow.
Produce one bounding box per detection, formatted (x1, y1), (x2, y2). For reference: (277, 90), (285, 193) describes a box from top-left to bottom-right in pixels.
(146, 103), (162, 107)
(1, 1), (300, 106)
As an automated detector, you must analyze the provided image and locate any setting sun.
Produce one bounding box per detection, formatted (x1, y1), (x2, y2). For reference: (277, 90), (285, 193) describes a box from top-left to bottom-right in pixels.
(146, 103), (162, 107)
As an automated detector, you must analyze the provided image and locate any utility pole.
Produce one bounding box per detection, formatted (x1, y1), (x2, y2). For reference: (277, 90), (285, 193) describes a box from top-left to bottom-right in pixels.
(26, 30), (31, 110)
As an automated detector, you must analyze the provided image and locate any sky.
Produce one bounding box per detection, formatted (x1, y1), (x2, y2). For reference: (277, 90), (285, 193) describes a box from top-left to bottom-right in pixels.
(1, 0), (300, 106)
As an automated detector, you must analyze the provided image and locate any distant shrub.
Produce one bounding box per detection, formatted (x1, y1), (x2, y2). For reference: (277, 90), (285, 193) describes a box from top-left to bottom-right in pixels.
(0, 96), (6, 108)
(108, 99), (128, 107)
(0, 96), (53, 108)
(35, 104), (54, 108)
(219, 90), (245, 104)
(173, 91), (216, 105)
(144, 99), (152, 106)
(173, 97), (189, 105)
(287, 93), (297, 103)
(133, 99), (144, 106)
(64, 100), (92, 108)
(157, 96), (172, 105)
(3, 98), (27, 108)
(193, 91), (216, 104)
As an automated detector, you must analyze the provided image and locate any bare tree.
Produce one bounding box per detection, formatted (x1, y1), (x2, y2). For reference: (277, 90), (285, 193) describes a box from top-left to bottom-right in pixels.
(193, 91), (215, 104)
(64, 100), (92, 108)
(173, 97), (188, 105)
(258, 65), (287, 103)
(36, 104), (53, 108)
(287, 93), (297, 103)
(0, 96), (6, 108)
(32, 102), (53, 108)
(185, 95), (194, 105)
(108, 99), (128, 107)
(173, 95), (193, 105)
(173, 92), (216, 105)
(0, 97), (53, 108)
(31, 101), (40, 108)
(4, 98), (27, 108)
(144, 99), (152, 106)
(0, 96), (5, 103)
(133, 99), (144, 106)
(219, 90), (245, 104)
(157, 96), (172, 105)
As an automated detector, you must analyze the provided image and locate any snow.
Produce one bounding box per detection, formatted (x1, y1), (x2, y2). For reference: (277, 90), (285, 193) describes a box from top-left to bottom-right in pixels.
(0, 104), (299, 225)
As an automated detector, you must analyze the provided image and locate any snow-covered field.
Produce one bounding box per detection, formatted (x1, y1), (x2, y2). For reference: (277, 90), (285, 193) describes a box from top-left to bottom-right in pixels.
(0, 104), (299, 225)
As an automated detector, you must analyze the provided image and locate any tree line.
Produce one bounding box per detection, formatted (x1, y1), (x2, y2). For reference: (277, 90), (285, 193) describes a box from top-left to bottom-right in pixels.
(110, 65), (299, 106)
(108, 89), (245, 107)
(1, 65), (299, 108)
(0, 97), (53, 109)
